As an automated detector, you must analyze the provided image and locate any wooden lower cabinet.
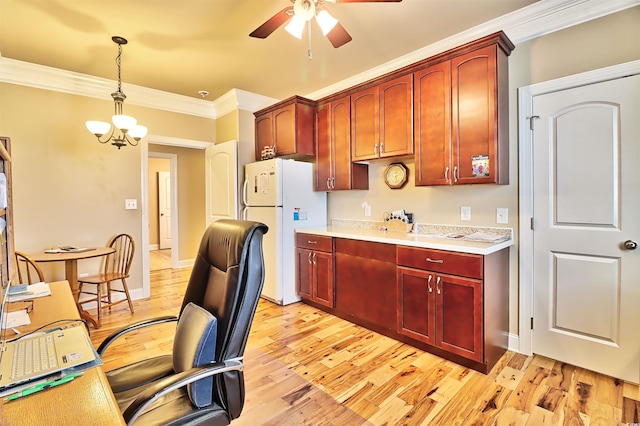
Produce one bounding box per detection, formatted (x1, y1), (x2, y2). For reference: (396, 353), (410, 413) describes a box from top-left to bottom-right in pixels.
(397, 267), (483, 362)
(295, 234), (334, 308)
(296, 235), (509, 373)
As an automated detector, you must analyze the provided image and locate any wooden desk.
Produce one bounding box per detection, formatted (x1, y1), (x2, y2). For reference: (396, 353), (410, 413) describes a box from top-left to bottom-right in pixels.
(0, 281), (125, 425)
(30, 248), (115, 328)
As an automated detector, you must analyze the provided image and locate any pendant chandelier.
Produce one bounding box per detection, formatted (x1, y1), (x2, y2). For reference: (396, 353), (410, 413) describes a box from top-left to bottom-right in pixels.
(86, 36), (147, 149)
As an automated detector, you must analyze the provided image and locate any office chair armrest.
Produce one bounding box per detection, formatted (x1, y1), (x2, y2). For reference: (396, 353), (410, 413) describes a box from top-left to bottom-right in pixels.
(97, 315), (178, 356)
(122, 358), (244, 425)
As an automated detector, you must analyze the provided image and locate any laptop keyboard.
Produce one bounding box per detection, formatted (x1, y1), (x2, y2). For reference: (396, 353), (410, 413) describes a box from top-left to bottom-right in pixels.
(12, 334), (58, 379)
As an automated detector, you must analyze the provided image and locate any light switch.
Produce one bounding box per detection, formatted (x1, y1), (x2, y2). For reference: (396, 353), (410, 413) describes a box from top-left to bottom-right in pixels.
(461, 206), (471, 221)
(497, 208), (508, 224)
(125, 199), (137, 210)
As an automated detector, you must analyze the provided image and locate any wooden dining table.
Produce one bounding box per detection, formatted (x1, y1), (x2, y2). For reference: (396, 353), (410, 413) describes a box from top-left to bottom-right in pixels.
(29, 247), (115, 328)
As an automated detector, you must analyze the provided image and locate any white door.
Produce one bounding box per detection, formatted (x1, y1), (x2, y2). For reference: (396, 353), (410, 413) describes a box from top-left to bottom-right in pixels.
(158, 171), (172, 250)
(532, 74), (640, 383)
(205, 140), (238, 226)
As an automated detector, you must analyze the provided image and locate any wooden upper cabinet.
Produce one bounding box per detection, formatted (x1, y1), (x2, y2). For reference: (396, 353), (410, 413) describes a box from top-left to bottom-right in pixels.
(415, 32), (513, 186)
(351, 74), (413, 161)
(351, 86), (379, 161)
(414, 61), (451, 186)
(315, 96), (368, 191)
(451, 45), (507, 185)
(254, 96), (315, 161)
(379, 74), (413, 158)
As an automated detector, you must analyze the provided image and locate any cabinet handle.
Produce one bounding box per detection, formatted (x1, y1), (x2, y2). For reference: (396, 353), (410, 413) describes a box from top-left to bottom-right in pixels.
(312, 252), (317, 265)
(445, 167), (449, 183)
(307, 252), (313, 264)
(326, 177), (331, 190)
(427, 274), (433, 293)
(454, 166), (458, 183)
(380, 142), (384, 154)
(426, 257), (444, 264)
(331, 177), (336, 190)
(373, 144), (378, 155)
(436, 276), (441, 294)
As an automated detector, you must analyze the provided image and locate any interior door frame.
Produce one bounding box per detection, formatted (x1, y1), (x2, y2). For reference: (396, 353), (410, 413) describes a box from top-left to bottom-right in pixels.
(140, 135), (212, 299)
(517, 59), (640, 356)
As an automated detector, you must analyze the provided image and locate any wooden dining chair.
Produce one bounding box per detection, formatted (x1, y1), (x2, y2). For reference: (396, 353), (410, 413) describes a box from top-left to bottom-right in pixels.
(78, 233), (135, 327)
(15, 251), (45, 284)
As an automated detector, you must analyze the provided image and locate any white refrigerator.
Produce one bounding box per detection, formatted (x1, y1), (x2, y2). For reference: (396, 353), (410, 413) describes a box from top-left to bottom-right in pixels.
(242, 158), (327, 305)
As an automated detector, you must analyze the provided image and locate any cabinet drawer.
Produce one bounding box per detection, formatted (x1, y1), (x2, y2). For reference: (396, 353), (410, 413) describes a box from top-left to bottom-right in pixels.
(397, 246), (482, 279)
(335, 238), (396, 263)
(296, 234), (333, 252)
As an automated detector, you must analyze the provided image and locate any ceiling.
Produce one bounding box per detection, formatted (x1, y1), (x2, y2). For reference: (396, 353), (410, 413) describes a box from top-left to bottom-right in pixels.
(0, 0), (540, 102)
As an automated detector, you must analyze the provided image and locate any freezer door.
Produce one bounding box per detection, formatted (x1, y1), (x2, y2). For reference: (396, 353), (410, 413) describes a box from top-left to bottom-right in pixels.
(243, 159), (282, 207)
(243, 206), (283, 304)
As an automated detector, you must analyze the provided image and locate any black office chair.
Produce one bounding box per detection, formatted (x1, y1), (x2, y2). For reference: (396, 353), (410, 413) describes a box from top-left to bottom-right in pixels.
(97, 219), (268, 425)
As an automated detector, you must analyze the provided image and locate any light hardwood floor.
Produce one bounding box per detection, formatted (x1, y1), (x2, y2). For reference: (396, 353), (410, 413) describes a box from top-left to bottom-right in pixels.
(89, 267), (640, 425)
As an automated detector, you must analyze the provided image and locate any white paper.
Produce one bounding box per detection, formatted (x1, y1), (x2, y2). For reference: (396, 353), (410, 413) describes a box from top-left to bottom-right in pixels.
(2, 310), (31, 329)
(7, 282), (51, 302)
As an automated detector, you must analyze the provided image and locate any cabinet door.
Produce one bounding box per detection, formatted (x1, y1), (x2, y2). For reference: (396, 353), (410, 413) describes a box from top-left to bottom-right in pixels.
(397, 267), (436, 346)
(315, 103), (332, 191)
(379, 74), (413, 158)
(451, 45), (498, 185)
(414, 62), (451, 186)
(351, 86), (379, 161)
(331, 97), (353, 190)
(295, 247), (313, 300)
(273, 104), (296, 155)
(255, 114), (273, 161)
(436, 273), (483, 362)
(312, 251), (334, 308)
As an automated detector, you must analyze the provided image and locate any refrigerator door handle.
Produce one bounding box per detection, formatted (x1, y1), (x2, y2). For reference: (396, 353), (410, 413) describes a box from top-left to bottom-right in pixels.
(242, 179), (249, 207)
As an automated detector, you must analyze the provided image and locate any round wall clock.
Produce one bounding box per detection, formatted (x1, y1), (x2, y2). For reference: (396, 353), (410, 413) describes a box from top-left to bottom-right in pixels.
(384, 162), (409, 189)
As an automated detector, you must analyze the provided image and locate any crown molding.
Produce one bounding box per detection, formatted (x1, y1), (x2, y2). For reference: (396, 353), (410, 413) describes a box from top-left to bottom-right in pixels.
(304, 0), (640, 99)
(1, 0), (637, 114)
(212, 89), (279, 117)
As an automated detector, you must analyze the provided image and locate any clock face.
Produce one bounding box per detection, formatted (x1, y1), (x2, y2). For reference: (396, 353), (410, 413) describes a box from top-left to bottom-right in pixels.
(385, 163), (408, 189)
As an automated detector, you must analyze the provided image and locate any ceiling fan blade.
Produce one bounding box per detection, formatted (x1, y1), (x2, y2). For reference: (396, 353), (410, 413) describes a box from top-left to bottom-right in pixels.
(249, 7), (293, 39)
(326, 22), (352, 48)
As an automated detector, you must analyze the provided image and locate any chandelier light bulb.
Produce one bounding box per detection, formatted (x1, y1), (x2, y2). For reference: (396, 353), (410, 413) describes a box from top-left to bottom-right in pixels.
(112, 114), (137, 132)
(128, 125), (148, 141)
(86, 121), (111, 137)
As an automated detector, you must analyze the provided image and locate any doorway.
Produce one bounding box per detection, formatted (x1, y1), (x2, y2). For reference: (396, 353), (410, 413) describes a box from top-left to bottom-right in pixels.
(519, 60), (640, 383)
(148, 153), (177, 271)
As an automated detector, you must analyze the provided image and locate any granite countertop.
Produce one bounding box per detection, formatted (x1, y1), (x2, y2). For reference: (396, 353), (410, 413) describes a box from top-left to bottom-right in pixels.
(296, 220), (514, 255)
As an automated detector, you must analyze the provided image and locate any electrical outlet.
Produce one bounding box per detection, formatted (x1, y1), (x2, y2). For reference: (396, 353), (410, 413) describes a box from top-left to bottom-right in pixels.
(461, 206), (471, 221)
(125, 199), (137, 210)
(497, 208), (508, 224)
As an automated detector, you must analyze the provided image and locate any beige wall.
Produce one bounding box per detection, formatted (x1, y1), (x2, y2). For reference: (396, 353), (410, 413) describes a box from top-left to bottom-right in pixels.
(327, 6), (640, 336)
(148, 144), (206, 261)
(148, 157), (170, 246)
(0, 83), (214, 291)
(215, 111), (239, 143)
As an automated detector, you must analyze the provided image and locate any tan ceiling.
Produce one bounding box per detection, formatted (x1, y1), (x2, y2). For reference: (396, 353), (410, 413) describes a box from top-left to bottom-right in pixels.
(0, 0), (539, 101)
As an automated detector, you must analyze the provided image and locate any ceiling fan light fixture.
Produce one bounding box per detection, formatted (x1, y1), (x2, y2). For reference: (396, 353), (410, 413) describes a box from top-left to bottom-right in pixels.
(316, 10), (338, 35)
(285, 15), (306, 39)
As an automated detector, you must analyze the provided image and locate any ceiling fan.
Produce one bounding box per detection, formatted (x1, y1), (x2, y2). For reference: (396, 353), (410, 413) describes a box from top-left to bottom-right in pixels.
(250, 0), (403, 49)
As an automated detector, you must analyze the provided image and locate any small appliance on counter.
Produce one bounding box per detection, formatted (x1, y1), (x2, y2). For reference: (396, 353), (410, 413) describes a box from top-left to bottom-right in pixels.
(382, 209), (413, 232)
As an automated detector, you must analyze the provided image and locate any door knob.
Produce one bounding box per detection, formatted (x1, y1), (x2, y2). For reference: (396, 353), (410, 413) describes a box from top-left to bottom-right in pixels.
(623, 240), (637, 250)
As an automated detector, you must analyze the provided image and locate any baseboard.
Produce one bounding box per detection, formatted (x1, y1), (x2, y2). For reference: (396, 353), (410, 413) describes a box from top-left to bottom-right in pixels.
(149, 244), (159, 250)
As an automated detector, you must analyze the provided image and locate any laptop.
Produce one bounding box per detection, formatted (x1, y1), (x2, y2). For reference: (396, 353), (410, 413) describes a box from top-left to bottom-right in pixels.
(0, 283), (98, 391)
